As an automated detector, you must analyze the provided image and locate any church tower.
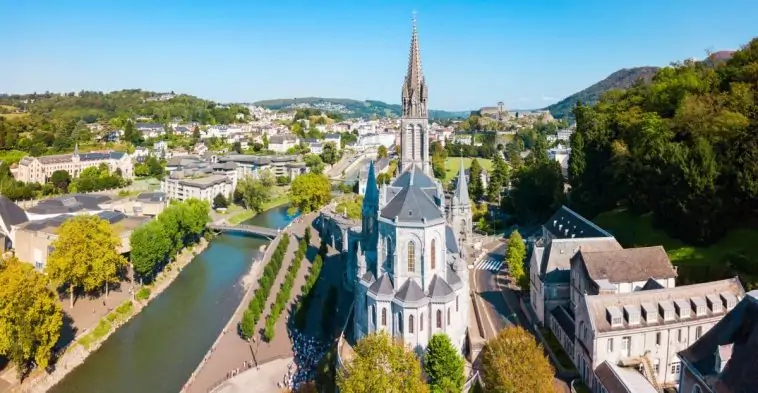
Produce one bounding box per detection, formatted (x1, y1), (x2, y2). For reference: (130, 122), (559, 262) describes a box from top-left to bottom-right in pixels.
(450, 158), (473, 243)
(361, 161), (379, 253)
(399, 14), (430, 175)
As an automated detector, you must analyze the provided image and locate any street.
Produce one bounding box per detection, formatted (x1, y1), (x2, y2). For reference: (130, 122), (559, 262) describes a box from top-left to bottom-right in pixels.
(471, 241), (571, 393)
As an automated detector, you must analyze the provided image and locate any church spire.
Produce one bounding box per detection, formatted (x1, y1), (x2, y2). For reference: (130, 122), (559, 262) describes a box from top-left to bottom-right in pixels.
(453, 157), (470, 206)
(402, 12), (427, 119)
(364, 160), (378, 203)
(73, 143), (79, 157)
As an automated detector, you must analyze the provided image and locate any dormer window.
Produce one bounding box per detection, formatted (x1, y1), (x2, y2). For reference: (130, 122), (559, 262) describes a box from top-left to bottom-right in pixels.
(607, 306), (623, 327)
(721, 292), (737, 310)
(659, 301), (675, 322)
(691, 297), (707, 317)
(623, 305), (641, 326)
(675, 299), (691, 319)
(707, 294), (723, 313)
(641, 302), (657, 324)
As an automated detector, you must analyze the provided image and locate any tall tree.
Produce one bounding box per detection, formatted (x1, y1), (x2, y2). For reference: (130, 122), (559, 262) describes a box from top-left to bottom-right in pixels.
(46, 215), (126, 307)
(337, 332), (429, 393)
(506, 230), (527, 291)
(487, 153), (509, 202)
(0, 257), (63, 375)
(129, 220), (171, 282)
(468, 158), (484, 200)
(321, 142), (339, 165)
(424, 334), (465, 393)
(50, 169), (71, 192)
(377, 145), (388, 159)
(235, 176), (271, 213)
(481, 326), (555, 393)
(289, 173), (332, 213)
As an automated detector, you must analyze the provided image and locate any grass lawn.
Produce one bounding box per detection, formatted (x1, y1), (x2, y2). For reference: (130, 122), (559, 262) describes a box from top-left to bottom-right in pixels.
(539, 328), (576, 371)
(443, 157), (493, 183)
(594, 209), (758, 289)
(227, 193), (291, 225)
(77, 300), (134, 350)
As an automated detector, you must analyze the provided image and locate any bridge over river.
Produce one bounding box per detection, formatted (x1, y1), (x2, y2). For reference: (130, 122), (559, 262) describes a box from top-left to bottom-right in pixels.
(206, 223), (281, 238)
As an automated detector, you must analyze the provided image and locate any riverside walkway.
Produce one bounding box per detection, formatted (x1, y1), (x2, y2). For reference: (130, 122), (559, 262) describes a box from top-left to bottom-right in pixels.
(185, 213), (319, 393)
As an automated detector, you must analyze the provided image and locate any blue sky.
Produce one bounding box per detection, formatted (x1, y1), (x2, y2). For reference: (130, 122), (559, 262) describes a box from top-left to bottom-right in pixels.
(2, 0), (757, 111)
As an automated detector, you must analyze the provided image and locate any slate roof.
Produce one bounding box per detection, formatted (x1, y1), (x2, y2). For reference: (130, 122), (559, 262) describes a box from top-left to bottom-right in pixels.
(452, 159), (470, 206)
(380, 186), (443, 222)
(539, 237), (622, 280)
(545, 205), (611, 239)
(578, 246), (678, 284)
(446, 267), (463, 289)
(391, 165), (436, 188)
(368, 273), (394, 296)
(395, 279), (425, 302)
(550, 305), (575, 340)
(361, 271), (376, 284)
(678, 290), (758, 393)
(27, 194), (111, 215)
(135, 192), (166, 203)
(428, 274), (454, 299)
(0, 196), (28, 227)
(445, 225), (459, 253)
(594, 361), (658, 393)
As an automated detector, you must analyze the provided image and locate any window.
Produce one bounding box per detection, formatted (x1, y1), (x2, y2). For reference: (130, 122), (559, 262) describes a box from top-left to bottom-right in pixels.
(579, 321), (585, 341)
(407, 242), (416, 272)
(431, 239), (436, 269)
(607, 338), (614, 353)
(436, 310), (442, 328)
(671, 362), (681, 375)
(678, 329), (683, 342)
(696, 326), (703, 339)
(420, 313), (424, 331)
(456, 296), (459, 312)
(371, 305), (376, 326)
(653, 359), (660, 374)
(409, 315), (415, 334)
(381, 308), (387, 326)
(655, 332), (661, 345)
(447, 308), (451, 326)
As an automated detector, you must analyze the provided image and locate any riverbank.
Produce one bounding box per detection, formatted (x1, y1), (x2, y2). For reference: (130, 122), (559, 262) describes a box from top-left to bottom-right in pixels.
(228, 195), (291, 225)
(16, 239), (211, 393)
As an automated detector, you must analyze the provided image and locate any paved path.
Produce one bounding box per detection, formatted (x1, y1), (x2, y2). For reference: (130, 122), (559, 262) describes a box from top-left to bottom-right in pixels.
(186, 214), (319, 393)
(212, 357), (293, 393)
(472, 240), (571, 393)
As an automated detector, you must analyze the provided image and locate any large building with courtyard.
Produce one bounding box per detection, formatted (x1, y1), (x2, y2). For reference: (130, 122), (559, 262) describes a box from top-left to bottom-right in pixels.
(14, 145), (134, 184)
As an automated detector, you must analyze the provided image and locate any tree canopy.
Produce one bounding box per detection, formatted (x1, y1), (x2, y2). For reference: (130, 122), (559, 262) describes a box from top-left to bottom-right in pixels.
(569, 38), (758, 245)
(506, 230), (527, 291)
(424, 334), (465, 393)
(289, 173), (332, 213)
(337, 332), (429, 393)
(481, 326), (555, 393)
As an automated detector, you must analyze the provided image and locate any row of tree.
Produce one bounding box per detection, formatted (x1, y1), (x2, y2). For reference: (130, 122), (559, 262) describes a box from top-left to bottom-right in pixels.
(240, 235), (291, 339)
(293, 252), (325, 330)
(336, 326), (554, 393)
(569, 38), (758, 244)
(129, 199), (211, 282)
(263, 238), (308, 341)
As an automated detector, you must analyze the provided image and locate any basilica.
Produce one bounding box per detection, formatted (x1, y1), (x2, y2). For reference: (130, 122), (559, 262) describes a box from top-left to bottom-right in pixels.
(332, 18), (472, 354)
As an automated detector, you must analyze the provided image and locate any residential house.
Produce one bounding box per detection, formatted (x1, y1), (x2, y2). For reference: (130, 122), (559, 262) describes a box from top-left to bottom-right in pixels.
(269, 135), (300, 153)
(677, 290), (758, 393)
(135, 123), (165, 138)
(323, 133), (341, 149)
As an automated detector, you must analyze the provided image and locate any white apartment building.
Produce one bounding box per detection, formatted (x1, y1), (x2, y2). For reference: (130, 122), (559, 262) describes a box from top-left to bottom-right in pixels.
(15, 147), (134, 184)
(161, 174), (233, 203)
(268, 135), (300, 153)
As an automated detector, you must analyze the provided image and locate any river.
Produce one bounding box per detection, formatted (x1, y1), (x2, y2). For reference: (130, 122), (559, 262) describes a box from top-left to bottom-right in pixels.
(49, 205), (298, 393)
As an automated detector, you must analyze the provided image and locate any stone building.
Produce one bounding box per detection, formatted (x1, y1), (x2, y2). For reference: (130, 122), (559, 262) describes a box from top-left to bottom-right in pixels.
(15, 145), (134, 184)
(330, 16), (472, 355)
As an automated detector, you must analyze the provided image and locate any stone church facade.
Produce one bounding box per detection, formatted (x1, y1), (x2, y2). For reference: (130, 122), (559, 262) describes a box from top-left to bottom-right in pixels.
(340, 18), (472, 354)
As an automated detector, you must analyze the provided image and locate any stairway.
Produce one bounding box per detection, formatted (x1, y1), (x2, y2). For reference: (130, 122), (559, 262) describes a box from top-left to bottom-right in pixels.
(640, 352), (662, 393)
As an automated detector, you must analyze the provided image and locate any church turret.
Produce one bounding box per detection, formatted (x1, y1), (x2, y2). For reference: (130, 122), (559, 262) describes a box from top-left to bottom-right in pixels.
(356, 241), (366, 278)
(399, 13), (431, 175)
(450, 158), (473, 243)
(362, 161), (379, 252)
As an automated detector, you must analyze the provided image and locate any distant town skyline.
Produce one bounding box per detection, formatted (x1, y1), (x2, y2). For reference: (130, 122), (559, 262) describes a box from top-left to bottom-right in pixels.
(1, 0), (757, 110)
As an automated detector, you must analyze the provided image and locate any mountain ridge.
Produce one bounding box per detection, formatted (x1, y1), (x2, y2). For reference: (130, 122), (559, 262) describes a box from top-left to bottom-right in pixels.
(253, 97), (467, 119)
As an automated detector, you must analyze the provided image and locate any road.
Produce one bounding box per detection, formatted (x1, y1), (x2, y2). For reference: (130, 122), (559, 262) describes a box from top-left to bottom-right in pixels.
(472, 241), (571, 393)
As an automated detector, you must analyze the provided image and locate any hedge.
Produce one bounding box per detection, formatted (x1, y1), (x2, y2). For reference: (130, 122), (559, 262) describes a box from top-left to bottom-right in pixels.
(293, 252), (324, 330)
(263, 239), (307, 342)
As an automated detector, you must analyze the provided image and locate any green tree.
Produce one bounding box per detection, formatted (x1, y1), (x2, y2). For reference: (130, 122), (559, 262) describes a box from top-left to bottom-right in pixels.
(505, 161), (563, 224)
(50, 169), (71, 192)
(424, 334), (465, 393)
(337, 332), (429, 393)
(0, 256), (63, 375)
(45, 215), (127, 307)
(481, 326), (554, 393)
(129, 220), (171, 282)
(487, 153), (509, 202)
(304, 227), (312, 245)
(192, 126), (201, 142)
(289, 173), (332, 213)
(236, 176), (271, 213)
(321, 142), (339, 165)
(213, 192), (228, 208)
(377, 145), (388, 159)
(262, 133), (269, 149)
(506, 230), (527, 291)
(468, 158), (484, 200)
(305, 154), (325, 175)
(145, 155), (164, 179)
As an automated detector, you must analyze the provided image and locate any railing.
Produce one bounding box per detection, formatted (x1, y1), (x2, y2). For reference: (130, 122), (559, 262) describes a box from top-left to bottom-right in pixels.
(641, 352), (662, 392)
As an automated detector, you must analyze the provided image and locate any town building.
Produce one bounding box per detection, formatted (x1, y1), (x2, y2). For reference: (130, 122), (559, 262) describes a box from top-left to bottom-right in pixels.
(216, 154), (308, 181)
(15, 146), (134, 184)
(325, 17), (471, 355)
(161, 156), (236, 203)
(677, 290), (758, 393)
(268, 135), (300, 153)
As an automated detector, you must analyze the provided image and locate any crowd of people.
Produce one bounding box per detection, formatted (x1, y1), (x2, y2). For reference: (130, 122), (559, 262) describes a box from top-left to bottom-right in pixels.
(278, 331), (329, 391)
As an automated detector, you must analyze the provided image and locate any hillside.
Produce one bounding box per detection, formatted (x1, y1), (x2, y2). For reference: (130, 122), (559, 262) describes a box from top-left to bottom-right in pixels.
(253, 97), (465, 120)
(545, 67), (660, 119)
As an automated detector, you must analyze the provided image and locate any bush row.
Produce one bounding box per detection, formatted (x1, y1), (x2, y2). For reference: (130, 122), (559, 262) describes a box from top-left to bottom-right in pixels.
(240, 235), (291, 339)
(263, 239), (308, 341)
(294, 252), (325, 330)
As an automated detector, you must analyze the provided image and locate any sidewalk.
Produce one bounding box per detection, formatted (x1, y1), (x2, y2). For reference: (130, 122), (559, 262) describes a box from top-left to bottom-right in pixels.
(212, 357), (293, 393)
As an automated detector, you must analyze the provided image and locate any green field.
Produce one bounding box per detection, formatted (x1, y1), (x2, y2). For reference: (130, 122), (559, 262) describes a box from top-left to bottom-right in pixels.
(594, 209), (758, 289)
(444, 157), (493, 183)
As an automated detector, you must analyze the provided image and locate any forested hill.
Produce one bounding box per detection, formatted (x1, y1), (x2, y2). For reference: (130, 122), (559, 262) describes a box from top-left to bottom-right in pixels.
(252, 97), (465, 120)
(545, 67), (660, 119)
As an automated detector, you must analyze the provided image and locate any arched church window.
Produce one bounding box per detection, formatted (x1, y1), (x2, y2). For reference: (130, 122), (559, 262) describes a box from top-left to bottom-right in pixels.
(430, 239), (436, 269)
(436, 310), (442, 328)
(447, 308), (451, 326)
(371, 305), (376, 326)
(420, 313), (424, 331)
(409, 315), (415, 334)
(407, 242), (416, 272)
(381, 308), (387, 327)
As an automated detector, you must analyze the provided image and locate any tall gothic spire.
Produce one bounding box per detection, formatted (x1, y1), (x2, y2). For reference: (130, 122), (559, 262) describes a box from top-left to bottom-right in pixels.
(402, 12), (428, 119)
(364, 160), (378, 204)
(453, 157), (470, 206)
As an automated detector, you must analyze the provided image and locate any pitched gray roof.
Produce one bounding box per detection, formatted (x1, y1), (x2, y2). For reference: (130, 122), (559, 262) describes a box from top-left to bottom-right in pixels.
(579, 246), (677, 284)
(391, 165), (436, 188)
(428, 274), (454, 299)
(445, 225), (459, 253)
(368, 273), (394, 296)
(380, 186), (443, 222)
(361, 271), (376, 283)
(452, 159), (470, 206)
(0, 196), (28, 227)
(27, 194), (111, 215)
(395, 279), (425, 302)
(446, 268), (462, 289)
(545, 205), (611, 239)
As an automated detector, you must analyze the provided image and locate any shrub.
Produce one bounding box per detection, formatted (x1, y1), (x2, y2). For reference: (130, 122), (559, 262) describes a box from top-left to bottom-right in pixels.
(243, 235), (291, 338)
(135, 287), (151, 301)
(263, 239), (306, 342)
